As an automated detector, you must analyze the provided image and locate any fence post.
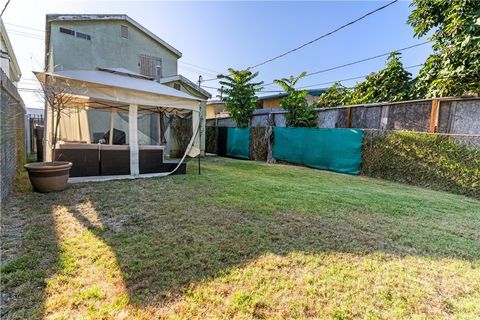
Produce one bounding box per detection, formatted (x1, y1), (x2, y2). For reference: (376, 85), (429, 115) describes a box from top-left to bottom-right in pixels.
(346, 107), (352, 128)
(429, 99), (440, 133)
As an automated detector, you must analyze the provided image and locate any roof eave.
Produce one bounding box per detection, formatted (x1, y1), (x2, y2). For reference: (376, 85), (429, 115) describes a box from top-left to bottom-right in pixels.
(160, 74), (212, 99)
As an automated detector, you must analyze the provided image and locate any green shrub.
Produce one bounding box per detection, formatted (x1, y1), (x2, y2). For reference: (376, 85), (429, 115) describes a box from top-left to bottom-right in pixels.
(361, 131), (480, 199)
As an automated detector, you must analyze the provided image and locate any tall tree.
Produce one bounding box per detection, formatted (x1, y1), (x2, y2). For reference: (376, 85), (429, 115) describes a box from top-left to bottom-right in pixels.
(315, 82), (353, 108)
(350, 52), (414, 104)
(218, 68), (263, 128)
(274, 72), (317, 127)
(408, 0), (480, 97)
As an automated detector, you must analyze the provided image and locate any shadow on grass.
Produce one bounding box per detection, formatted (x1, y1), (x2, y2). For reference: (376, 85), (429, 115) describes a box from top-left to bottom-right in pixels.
(1, 191), (62, 319)
(3, 158), (480, 317)
(62, 174), (479, 311)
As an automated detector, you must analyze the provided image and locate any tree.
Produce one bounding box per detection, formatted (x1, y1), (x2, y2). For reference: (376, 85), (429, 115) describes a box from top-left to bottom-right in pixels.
(315, 82), (353, 108)
(350, 52), (414, 104)
(217, 68), (263, 128)
(274, 72), (317, 127)
(39, 78), (76, 163)
(408, 0), (480, 97)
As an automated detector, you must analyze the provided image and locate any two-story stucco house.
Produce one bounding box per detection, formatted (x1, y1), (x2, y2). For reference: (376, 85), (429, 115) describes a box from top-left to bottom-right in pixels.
(44, 14), (210, 157)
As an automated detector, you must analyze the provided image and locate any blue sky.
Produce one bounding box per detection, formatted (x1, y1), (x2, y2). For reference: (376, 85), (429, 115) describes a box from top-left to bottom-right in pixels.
(2, 0), (432, 107)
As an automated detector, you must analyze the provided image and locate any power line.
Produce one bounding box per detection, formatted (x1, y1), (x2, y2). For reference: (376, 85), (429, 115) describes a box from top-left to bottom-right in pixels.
(179, 60), (221, 75)
(4, 22), (44, 33)
(179, 65), (218, 77)
(203, 63), (424, 93)
(247, 0), (399, 69)
(296, 63), (424, 89)
(201, 85), (279, 94)
(262, 41), (433, 87)
(0, 0), (11, 17)
(6, 30), (44, 40)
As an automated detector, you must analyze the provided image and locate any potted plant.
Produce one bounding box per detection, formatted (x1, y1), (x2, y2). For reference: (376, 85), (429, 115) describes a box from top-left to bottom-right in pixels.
(24, 77), (73, 192)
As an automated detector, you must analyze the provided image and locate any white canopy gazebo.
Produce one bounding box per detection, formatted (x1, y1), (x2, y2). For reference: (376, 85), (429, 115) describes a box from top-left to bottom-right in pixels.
(34, 68), (203, 180)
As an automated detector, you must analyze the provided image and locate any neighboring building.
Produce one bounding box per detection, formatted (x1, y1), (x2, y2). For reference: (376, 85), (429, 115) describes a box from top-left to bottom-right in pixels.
(257, 89), (326, 109)
(206, 99), (229, 119)
(1, 17), (25, 203)
(44, 14), (210, 156)
(0, 18), (21, 84)
(25, 108), (45, 158)
(205, 88), (327, 119)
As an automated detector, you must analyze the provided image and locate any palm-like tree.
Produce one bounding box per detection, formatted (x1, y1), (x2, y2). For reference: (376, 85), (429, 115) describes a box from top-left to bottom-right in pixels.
(218, 68), (263, 128)
(274, 72), (317, 128)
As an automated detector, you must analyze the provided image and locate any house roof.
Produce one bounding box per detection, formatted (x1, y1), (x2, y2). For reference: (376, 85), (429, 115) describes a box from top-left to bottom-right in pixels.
(257, 88), (327, 101)
(45, 14), (182, 58)
(0, 17), (21, 82)
(206, 99), (224, 105)
(160, 74), (212, 99)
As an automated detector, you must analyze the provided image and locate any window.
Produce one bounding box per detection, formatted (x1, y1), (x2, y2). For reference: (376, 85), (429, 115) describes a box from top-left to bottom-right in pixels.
(59, 27), (75, 36)
(139, 54), (162, 78)
(173, 83), (181, 91)
(121, 25), (128, 38)
(75, 31), (91, 40)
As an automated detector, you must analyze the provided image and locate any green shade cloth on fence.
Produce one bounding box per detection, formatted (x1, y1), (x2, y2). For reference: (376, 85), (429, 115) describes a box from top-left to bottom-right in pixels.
(273, 127), (363, 174)
(227, 127), (250, 159)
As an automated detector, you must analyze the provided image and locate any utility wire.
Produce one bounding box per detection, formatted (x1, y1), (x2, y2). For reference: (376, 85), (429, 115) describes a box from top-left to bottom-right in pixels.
(202, 0), (400, 82)
(179, 60), (222, 75)
(262, 41), (433, 86)
(7, 30), (44, 40)
(296, 63), (424, 89)
(0, 0), (11, 17)
(4, 22), (43, 33)
(202, 63), (424, 93)
(247, 0), (399, 69)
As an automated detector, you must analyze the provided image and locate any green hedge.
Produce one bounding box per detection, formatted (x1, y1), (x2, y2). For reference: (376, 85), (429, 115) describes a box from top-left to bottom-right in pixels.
(361, 131), (480, 199)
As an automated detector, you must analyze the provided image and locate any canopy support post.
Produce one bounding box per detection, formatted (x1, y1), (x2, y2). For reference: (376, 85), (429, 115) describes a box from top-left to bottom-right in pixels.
(192, 110), (201, 175)
(129, 104), (139, 176)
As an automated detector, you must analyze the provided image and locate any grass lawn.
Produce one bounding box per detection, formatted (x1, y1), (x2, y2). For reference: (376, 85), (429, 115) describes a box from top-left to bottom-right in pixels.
(2, 157), (480, 319)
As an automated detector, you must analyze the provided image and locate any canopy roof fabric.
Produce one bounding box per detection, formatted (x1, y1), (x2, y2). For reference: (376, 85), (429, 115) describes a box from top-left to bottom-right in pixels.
(96, 67), (155, 80)
(34, 69), (202, 111)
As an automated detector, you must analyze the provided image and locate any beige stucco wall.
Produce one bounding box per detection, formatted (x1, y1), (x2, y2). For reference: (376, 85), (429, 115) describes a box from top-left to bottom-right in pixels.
(262, 98), (283, 109)
(206, 103), (227, 119)
(48, 20), (178, 76)
(261, 94), (317, 109)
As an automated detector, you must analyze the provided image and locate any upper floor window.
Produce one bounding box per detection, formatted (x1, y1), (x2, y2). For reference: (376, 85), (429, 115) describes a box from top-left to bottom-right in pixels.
(59, 27), (75, 36)
(121, 25), (128, 39)
(59, 27), (91, 40)
(76, 32), (91, 40)
(139, 54), (162, 79)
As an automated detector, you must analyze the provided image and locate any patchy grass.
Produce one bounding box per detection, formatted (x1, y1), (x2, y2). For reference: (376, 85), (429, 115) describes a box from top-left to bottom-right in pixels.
(1, 157), (480, 319)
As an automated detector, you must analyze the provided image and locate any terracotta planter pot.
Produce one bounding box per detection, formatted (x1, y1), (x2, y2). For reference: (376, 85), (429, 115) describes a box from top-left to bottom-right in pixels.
(24, 161), (72, 192)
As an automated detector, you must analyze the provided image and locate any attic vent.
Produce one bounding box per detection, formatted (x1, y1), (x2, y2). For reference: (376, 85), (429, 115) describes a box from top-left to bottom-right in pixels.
(139, 54), (162, 79)
(121, 25), (128, 39)
(174, 83), (181, 91)
(59, 27), (75, 36)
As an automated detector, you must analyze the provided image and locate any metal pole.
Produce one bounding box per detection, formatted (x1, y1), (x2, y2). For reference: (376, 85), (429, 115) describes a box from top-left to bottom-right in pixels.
(197, 75), (203, 175)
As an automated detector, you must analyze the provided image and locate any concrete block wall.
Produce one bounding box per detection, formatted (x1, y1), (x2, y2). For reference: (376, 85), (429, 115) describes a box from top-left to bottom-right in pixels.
(448, 100), (480, 134)
(1, 70), (26, 204)
(206, 97), (480, 135)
